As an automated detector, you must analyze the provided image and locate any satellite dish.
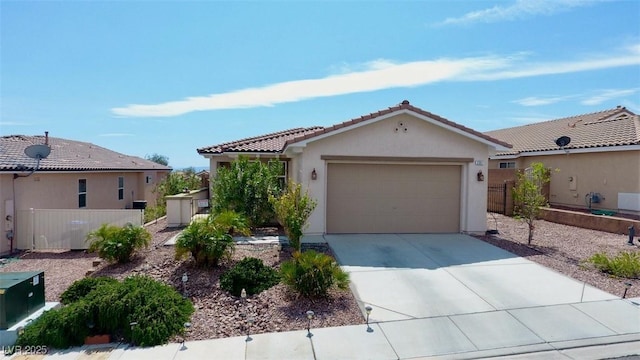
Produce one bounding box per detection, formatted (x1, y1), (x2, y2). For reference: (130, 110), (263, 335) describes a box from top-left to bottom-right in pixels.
(555, 136), (571, 148)
(24, 144), (51, 160)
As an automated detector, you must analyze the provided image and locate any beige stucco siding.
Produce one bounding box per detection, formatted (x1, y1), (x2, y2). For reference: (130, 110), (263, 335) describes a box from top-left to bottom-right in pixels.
(0, 170), (166, 254)
(521, 151), (640, 212)
(13, 172), (143, 210)
(296, 113), (490, 234)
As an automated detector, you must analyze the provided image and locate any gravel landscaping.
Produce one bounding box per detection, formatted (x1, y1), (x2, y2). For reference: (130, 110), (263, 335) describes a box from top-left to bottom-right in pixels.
(1, 213), (638, 343)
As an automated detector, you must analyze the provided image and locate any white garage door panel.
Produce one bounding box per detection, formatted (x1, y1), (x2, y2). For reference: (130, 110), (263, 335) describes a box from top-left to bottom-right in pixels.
(327, 163), (461, 233)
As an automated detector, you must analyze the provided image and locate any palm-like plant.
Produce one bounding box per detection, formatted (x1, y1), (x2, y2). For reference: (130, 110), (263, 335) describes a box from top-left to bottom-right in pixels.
(280, 250), (349, 298)
(87, 223), (150, 263)
(175, 211), (249, 267)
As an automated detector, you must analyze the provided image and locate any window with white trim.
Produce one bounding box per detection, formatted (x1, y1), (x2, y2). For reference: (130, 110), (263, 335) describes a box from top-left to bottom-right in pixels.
(276, 160), (287, 190)
(499, 161), (516, 169)
(79, 179), (87, 208)
(118, 176), (124, 200)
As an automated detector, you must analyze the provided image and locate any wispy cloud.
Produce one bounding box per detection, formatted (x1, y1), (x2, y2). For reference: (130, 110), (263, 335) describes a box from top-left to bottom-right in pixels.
(434, 0), (602, 26)
(512, 95), (576, 106)
(112, 57), (508, 117)
(98, 133), (134, 137)
(581, 88), (640, 105)
(112, 44), (640, 118)
(514, 86), (639, 107)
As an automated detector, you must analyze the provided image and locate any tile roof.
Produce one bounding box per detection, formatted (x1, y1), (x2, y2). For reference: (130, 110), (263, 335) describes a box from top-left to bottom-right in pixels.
(197, 127), (324, 154)
(0, 135), (172, 172)
(197, 101), (511, 155)
(485, 107), (640, 156)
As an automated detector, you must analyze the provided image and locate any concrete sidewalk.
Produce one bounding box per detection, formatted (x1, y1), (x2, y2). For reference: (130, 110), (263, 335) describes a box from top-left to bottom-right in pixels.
(6, 303), (639, 360)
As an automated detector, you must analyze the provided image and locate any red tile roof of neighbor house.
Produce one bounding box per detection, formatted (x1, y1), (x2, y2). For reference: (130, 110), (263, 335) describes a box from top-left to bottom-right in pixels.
(0, 135), (172, 172)
(485, 107), (640, 157)
(197, 100), (512, 155)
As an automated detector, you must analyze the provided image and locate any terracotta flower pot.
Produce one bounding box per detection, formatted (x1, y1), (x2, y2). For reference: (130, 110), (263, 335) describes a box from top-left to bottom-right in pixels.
(84, 334), (110, 345)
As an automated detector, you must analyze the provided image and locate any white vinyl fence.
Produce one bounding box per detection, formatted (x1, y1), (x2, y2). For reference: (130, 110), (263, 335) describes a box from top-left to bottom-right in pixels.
(16, 209), (143, 250)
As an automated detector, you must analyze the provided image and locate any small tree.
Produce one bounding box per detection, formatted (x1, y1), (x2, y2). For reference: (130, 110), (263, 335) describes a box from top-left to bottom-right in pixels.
(211, 156), (283, 227)
(513, 162), (551, 245)
(145, 153), (169, 166)
(270, 182), (317, 252)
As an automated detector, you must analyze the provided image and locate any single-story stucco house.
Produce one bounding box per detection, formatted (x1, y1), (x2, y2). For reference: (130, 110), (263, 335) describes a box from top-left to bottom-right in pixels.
(198, 100), (511, 235)
(0, 134), (171, 254)
(485, 107), (640, 217)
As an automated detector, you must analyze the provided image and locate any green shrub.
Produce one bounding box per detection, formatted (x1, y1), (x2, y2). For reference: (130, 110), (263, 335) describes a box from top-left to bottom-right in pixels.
(175, 213), (244, 267)
(270, 182), (317, 251)
(280, 250), (349, 298)
(16, 300), (92, 349)
(87, 223), (151, 263)
(220, 257), (280, 296)
(60, 277), (118, 305)
(17, 275), (194, 349)
(213, 210), (251, 236)
(589, 251), (640, 278)
(143, 205), (166, 224)
(211, 156), (283, 227)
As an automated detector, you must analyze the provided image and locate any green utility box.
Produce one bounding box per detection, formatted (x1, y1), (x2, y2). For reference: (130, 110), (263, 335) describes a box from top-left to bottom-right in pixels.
(0, 271), (45, 330)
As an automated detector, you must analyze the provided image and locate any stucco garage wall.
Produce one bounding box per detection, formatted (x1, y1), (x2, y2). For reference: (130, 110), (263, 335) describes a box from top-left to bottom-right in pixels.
(521, 150), (640, 213)
(297, 113), (490, 234)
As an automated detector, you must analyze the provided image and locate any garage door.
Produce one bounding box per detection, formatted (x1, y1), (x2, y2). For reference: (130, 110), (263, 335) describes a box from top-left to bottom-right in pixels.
(326, 163), (461, 233)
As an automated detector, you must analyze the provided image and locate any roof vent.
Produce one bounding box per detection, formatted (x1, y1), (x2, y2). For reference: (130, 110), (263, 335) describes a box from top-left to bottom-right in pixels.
(401, 100), (410, 105)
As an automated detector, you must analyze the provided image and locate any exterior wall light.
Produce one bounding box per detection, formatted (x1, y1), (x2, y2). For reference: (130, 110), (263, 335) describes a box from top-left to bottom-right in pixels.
(311, 168), (317, 180)
(477, 170), (485, 182)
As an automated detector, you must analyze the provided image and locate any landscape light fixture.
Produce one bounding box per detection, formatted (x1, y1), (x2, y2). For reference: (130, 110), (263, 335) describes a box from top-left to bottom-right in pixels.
(365, 305), (373, 333)
(240, 288), (247, 318)
(130, 321), (139, 346)
(181, 322), (191, 350)
(628, 226), (635, 246)
(623, 282), (632, 299)
(306, 310), (315, 338)
(182, 273), (188, 297)
(246, 316), (255, 341)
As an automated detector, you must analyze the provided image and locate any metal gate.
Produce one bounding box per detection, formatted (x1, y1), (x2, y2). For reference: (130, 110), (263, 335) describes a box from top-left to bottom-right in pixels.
(487, 183), (507, 214)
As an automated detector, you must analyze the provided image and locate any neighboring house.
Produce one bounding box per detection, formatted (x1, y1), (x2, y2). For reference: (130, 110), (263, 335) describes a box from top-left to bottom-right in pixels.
(485, 107), (640, 217)
(0, 134), (171, 254)
(198, 100), (511, 235)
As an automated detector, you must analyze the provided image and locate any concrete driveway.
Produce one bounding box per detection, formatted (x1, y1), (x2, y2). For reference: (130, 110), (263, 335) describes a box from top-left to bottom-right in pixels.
(324, 234), (640, 358)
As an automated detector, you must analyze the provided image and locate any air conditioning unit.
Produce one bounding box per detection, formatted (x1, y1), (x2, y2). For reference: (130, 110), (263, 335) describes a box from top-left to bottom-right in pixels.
(0, 271), (45, 330)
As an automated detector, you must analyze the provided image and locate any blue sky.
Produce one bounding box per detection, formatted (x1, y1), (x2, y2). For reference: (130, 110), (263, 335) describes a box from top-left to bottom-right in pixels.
(2, 0), (639, 169)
